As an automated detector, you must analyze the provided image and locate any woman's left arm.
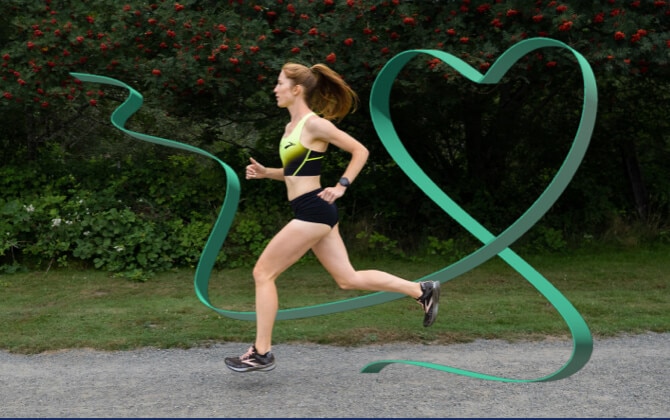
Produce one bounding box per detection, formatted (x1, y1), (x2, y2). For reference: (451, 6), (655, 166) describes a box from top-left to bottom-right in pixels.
(307, 118), (369, 204)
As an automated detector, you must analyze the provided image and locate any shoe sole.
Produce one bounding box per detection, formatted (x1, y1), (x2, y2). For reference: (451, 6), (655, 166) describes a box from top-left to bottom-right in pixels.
(225, 362), (276, 373)
(423, 281), (440, 327)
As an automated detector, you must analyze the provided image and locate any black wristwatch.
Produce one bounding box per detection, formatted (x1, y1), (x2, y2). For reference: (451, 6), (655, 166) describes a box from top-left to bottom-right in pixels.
(338, 177), (350, 188)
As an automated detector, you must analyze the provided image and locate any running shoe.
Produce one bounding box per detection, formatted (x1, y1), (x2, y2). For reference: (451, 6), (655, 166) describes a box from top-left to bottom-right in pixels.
(417, 280), (441, 327)
(224, 345), (276, 372)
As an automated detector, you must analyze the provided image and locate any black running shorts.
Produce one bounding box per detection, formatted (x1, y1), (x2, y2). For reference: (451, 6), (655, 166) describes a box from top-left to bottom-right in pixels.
(289, 188), (339, 228)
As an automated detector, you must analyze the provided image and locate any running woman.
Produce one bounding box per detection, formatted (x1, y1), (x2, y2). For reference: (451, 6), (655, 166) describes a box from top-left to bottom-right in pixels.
(224, 62), (441, 373)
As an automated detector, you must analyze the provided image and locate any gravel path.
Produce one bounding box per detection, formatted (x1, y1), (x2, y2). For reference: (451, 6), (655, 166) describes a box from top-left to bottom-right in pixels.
(1, 332), (667, 418)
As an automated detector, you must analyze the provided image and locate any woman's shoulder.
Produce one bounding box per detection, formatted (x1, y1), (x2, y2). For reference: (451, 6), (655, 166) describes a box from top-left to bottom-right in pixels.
(303, 113), (340, 147)
(305, 113), (337, 134)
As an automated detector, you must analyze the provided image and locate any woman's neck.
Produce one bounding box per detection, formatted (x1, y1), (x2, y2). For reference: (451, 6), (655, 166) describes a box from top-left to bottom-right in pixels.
(287, 101), (313, 123)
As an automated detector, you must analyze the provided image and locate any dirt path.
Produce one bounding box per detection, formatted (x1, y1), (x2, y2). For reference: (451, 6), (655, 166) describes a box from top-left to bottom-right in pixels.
(1, 333), (667, 418)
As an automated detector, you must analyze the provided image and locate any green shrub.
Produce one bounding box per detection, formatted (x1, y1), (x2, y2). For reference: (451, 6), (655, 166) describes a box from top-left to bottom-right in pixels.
(0, 151), (278, 278)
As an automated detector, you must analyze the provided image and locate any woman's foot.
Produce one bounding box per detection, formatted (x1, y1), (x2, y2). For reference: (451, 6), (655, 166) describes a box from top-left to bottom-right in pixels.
(225, 345), (276, 372)
(416, 281), (441, 327)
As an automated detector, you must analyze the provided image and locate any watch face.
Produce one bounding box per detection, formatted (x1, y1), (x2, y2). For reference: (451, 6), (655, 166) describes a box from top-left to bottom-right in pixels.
(339, 177), (350, 187)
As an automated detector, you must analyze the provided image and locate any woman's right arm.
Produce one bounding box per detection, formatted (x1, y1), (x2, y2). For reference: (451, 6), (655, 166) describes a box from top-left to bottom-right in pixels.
(246, 157), (284, 181)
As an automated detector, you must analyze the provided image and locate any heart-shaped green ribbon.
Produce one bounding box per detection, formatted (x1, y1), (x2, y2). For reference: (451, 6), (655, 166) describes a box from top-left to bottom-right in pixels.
(360, 37), (596, 381)
(70, 36), (596, 383)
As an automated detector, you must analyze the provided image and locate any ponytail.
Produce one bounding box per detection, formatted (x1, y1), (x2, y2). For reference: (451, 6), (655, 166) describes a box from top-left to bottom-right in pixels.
(282, 62), (358, 121)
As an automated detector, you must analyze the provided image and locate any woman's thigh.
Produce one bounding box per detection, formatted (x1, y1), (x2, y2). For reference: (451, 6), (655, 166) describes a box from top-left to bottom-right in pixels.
(310, 225), (356, 284)
(254, 219), (332, 281)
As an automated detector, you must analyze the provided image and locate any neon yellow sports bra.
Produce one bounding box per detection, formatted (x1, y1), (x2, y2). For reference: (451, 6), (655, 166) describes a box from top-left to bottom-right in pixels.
(279, 112), (325, 176)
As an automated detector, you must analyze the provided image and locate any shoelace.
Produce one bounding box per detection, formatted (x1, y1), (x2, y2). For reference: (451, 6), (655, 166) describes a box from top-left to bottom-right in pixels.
(240, 347), (256, 360)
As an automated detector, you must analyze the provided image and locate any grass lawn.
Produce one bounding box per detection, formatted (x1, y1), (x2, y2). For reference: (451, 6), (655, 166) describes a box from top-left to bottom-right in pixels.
(1, 244), (668, 353)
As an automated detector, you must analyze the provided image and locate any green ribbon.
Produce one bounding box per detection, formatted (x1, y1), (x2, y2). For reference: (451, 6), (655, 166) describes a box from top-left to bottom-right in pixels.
(360, 38), (596, 381)
(70, 36), (596, 383)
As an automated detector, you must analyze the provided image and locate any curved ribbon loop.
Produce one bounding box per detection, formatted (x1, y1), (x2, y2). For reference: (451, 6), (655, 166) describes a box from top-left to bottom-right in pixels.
(68, 72), (407, 321)
(360, 37), (595, 381)
(69, 72), (244, 318)
(70, 36), (595, 382)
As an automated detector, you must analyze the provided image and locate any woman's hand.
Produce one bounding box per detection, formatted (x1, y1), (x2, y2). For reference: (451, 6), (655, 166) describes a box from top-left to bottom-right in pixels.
(246, 157), (266, 180)
(317, 185), (346, 204)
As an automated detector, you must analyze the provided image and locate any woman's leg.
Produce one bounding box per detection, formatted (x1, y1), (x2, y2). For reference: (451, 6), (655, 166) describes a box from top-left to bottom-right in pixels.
(311, 224), (423, 298)
(311, 224), (440, 328)
(252, 219), (331, 354)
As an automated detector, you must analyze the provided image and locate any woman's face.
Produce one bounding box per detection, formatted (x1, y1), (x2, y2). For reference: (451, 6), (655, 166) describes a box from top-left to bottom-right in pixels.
(273, 71), (296, 108)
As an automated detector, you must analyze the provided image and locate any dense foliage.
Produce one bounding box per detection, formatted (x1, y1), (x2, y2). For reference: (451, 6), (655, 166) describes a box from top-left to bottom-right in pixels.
(1, 0), (669, 277)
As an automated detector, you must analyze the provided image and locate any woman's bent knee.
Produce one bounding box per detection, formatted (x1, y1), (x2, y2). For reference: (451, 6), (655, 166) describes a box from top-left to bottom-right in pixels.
(336, 281), (355, 290)
(333, 273), (360, 290)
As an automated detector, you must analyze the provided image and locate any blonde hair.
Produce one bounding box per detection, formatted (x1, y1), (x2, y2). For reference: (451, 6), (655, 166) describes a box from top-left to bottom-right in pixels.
(281, 62), (358, 121)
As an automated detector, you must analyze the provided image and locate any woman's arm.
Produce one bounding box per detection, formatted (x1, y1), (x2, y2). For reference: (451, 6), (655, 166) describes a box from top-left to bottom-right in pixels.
(306, 118), (369, 203)
(246, 157), (285, 181)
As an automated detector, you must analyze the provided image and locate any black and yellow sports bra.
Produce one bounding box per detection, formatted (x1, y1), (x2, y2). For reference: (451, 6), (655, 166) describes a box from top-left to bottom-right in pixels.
(279, 112), (325, 176)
